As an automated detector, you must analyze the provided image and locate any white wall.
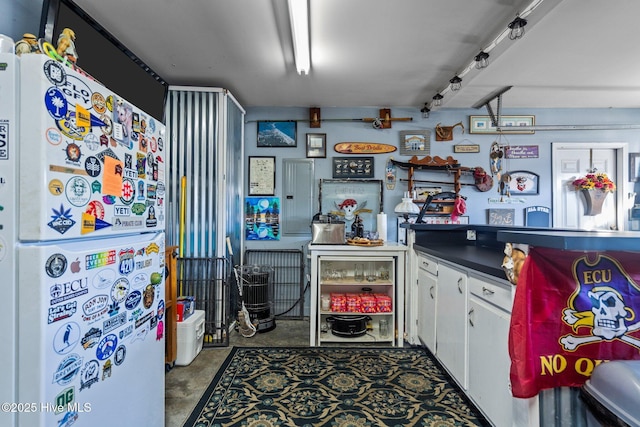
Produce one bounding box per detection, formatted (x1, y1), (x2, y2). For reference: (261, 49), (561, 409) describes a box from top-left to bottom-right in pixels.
(244, 106), (640, 249)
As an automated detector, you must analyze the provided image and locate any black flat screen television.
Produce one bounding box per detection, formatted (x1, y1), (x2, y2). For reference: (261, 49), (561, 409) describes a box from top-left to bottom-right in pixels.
(39, 0), (167, 122)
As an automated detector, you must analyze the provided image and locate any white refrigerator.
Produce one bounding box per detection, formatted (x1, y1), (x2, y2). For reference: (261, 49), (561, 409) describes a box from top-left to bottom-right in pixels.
(0, 51), (166, 427)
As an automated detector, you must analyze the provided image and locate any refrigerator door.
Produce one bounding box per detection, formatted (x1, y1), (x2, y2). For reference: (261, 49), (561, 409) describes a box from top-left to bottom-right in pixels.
(17, 232), (165, 427)
(18, 54), (166, 242)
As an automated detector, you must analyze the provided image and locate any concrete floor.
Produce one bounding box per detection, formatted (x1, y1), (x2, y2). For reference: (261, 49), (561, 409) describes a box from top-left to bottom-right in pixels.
(164, 319), (311, 427)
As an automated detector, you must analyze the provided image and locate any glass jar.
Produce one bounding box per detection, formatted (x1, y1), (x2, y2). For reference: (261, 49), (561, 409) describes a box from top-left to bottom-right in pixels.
(379, 319), (389, 338)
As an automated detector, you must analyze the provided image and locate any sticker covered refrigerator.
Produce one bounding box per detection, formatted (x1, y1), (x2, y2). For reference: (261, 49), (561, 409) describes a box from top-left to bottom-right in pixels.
(0, 51), (166, 426)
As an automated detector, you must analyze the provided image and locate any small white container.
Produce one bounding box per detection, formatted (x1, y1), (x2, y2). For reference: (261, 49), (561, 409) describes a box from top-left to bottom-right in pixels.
(175, 309), (205, 366)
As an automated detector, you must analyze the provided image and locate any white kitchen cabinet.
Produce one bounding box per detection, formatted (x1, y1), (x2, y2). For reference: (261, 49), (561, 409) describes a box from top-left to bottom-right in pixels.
(467, 273), (513, 427)
(436, 261), (468, 389)
(417, 253), (438, 353)
(309, 244), (407, 347)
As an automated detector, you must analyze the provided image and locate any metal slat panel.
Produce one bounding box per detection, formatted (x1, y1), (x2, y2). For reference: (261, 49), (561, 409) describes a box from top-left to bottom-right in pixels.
(538, 387), (588, 427)
(244, 250), (305, 319)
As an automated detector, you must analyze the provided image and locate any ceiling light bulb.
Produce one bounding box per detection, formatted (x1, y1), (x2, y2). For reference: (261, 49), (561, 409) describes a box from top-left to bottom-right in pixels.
(420, 103), (430, 119)
(474, 51), (490, 69)
(449, 76), (462, 92)
(508, 16), (527, 40)
(432, 93), (443, 107)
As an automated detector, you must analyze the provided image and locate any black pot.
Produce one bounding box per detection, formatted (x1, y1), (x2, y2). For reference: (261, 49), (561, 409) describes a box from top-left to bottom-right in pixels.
(326, 315), (370, 338)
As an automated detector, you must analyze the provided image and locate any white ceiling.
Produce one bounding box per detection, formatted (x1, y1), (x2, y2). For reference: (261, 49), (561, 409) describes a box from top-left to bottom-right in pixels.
(72, 0), (640, 110)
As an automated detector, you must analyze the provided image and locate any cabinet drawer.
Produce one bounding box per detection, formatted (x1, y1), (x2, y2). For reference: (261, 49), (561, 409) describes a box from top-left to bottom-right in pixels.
(417, 252), (438, 275)
(468, 275), (512, 312)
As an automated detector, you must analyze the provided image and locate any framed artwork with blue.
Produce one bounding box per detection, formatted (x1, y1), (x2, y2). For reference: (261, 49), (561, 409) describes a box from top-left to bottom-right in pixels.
(257, 121), (297, 147)
(245, 197), (280, 240)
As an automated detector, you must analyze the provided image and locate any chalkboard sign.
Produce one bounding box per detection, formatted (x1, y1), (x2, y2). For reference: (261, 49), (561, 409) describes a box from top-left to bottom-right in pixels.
(488, 208), (515, 225)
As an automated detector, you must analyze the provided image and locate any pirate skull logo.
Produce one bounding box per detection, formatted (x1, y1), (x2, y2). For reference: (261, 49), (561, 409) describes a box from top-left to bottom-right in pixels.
(589, 287), (633, 340)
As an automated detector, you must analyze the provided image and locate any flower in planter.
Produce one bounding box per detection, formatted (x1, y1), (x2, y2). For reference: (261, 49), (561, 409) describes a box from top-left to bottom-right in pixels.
(572, 173), (616, 192)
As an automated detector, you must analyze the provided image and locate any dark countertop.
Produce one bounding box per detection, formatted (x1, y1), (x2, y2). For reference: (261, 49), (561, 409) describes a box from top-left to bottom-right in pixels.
(413, 243), (506, 278)
(408, 224), (640, 281)
(497, 230), (640, 251)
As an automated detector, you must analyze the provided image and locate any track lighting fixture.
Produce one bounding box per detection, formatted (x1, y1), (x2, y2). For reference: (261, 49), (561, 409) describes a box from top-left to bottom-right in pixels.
(420, 103), (430, 119)
(508, 16), (527, 40)
(474, 51), (490, 69)
(430, 0), (542, 107)
(449, 76), (462, 92)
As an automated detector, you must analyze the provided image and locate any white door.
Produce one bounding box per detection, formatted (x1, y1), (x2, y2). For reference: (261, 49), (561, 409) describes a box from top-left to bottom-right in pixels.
(552, 143), (626, 230)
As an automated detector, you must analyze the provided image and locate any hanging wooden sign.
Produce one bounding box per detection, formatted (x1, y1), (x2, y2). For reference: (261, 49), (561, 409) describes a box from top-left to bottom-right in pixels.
(334, 142), (397, 154)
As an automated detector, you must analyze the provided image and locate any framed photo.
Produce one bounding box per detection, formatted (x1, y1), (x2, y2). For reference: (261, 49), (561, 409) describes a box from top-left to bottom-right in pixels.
(502, 170), (539, 195)
(332, 156), (374, 178)
(469, 115), (535, 134)
(399, 130), (430, 156)
(319, 179), (383, 233)
(257, 121), (297, 147)
(248, 156), (275, 196)
(245, 197), (280, 240)
(306, 133), (326, 158)
(630, 152), (640, 181)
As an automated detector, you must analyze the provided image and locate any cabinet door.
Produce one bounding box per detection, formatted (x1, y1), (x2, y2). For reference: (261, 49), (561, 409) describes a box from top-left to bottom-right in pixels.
(468, 296), (512, 427)
(417, 268), (437, 353)
(435, 262), (468, 388)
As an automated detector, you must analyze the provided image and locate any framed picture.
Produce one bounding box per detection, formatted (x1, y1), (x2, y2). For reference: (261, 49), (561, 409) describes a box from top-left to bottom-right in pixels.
(469, 115), (535, 134)
(399, 130), (430, 156)
(257, 121), (297, 147)
(248, 156), (275, 196)
(245, 197), (280, 240)
(306, 133), (326, 158)
(630, 152), (640, 181)
(319, 179), (383, 233)
(332, 156), (374, 178)
(502, 170), (539, 195)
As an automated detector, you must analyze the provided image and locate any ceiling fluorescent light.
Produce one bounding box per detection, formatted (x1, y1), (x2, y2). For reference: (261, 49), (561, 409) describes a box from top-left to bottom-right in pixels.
(288, 0), (310, 75)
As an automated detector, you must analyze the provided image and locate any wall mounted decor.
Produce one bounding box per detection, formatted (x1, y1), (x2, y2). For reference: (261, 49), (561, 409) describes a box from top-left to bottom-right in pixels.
(502, 170), (539, 195)
(469, 115), (535, 134)
(332, 156), (374, 178)
(257, 121), (297, 147)
(435, 122), (464, 141)
(399, 130), (430, 156)
(245, 197), (280, 240)
(334, 142), (396, 154)
(306, 133), (326, 158)
(248, 156), (275, 195)
(319, 179), (382, 233)
(525, 206), (551, 227)
(453, 144), (480, 153)
(505, 145), (539, 158)
(488, 208), (515, 225)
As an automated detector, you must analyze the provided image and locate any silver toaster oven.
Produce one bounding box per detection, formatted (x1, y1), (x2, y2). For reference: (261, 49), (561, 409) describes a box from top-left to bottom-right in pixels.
(311, 221), (346, 244)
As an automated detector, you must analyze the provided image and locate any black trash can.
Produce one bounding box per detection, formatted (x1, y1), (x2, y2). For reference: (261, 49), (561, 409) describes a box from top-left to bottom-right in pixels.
(581, 360), (640, 427)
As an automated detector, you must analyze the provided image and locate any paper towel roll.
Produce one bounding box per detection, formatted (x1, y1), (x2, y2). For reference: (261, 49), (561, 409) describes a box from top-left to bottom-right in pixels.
(377, 213), (387, 241)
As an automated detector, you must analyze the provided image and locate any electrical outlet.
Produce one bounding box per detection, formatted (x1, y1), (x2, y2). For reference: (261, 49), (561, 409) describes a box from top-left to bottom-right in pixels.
(466, 230), (476, 240)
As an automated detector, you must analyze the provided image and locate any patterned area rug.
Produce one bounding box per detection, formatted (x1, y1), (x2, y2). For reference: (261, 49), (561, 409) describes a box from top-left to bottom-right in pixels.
(184, 347), (489, 427)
